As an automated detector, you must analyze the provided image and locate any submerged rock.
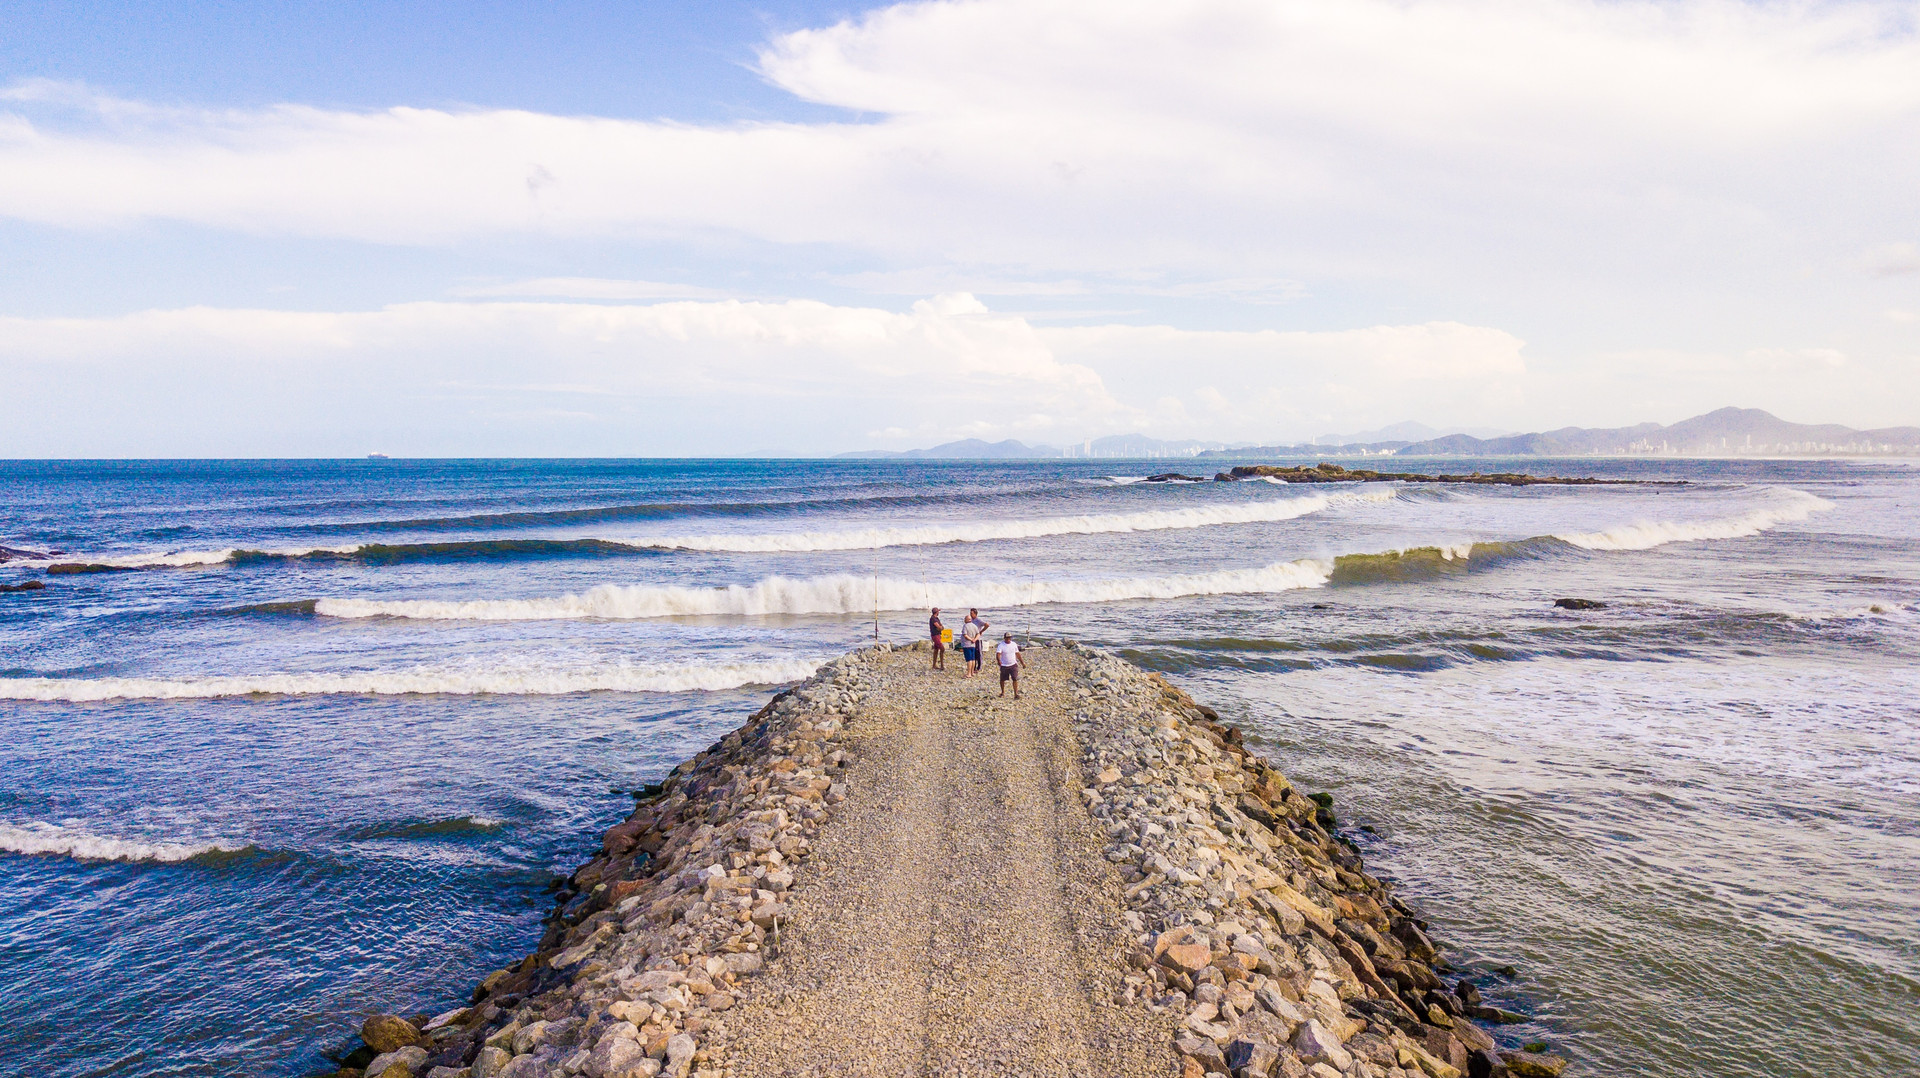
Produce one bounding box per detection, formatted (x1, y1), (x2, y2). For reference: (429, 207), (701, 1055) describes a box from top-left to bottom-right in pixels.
(0, 579), (46, 593)
(1553, 598), (1607, 610)
(1502, 1048), (1570, 1076)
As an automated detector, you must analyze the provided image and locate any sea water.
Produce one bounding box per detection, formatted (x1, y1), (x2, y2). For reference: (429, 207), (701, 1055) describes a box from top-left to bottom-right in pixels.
(0, 458), (1914, 1076)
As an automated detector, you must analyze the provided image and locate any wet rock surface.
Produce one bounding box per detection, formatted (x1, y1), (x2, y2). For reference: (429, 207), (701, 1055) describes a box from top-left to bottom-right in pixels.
(326, 643), (1550, 1078)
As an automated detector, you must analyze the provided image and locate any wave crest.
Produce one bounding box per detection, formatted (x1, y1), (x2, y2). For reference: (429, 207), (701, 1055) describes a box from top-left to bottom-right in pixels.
(314, 560), (1336, 622)
(624, 490), (1392, 552)
(0, 659), (824, 701)
(0, 822), (246, 864)
(33, 490), (1391, 569)
(1555, 489), (1830, 551)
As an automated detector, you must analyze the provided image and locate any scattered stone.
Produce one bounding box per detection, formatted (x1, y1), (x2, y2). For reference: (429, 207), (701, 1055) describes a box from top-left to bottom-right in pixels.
(1553, 598), (1607, 610)
(0, 579), (45, 593)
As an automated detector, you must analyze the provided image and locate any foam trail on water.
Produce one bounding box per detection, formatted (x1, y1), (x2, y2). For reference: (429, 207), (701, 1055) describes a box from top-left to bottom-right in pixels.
(1555, 489), (1830, 551)
(620, 489), (1393, 552)
(0, 822), (242, 863)
(0, 659), (824, 701)
(314, 560), (1335, 622)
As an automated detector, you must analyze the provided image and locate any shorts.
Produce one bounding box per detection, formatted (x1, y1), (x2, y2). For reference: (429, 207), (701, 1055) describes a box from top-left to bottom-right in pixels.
(931, 637), (945, 650)
(962, 645), (979, 662)
(999, 664), (1019, 684)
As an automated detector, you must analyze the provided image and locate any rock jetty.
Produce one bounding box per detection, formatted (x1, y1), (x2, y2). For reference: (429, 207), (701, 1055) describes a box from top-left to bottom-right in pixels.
(328, 644), (1561, 1078)
(1217, 464), (1657, 486)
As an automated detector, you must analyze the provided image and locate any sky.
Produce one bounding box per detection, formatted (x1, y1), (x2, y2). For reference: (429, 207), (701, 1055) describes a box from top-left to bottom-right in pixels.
(3, 0), (1919, 457)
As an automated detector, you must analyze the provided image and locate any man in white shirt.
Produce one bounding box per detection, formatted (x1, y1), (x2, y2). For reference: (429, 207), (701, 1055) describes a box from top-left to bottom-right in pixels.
(995, 632), (1023, 699)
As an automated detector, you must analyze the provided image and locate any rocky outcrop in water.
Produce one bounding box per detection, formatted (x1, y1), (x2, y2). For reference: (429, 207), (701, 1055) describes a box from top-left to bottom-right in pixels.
(1217, 464), (1653, 487)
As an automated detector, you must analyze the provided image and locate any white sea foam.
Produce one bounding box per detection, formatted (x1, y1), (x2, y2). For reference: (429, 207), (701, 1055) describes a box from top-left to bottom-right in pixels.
(1555, 489), (1831, 551)
(0, 821), (241, 863)
(619, 490), (1394, 552)
(0, 659), (823, 701)
(314, 559), (1335, 622)
(36, 490), (1390, 567)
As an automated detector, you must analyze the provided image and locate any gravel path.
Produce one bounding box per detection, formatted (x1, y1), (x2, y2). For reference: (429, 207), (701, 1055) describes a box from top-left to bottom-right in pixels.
(716, 645), (1178, 1078)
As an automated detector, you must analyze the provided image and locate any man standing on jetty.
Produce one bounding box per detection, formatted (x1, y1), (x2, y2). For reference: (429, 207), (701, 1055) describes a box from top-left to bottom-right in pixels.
(996, 631), (1022, 699)
(960, 608), (989, 678)
(929, 607), (946, 670)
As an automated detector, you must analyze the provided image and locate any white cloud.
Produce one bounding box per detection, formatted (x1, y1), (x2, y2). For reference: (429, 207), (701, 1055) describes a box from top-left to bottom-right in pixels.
(1866, 242), (1920, 276)
(0, 0), (1915, 286)
(3, 1), (1919, 448)
(450, 277), (738, 300)
(0, 295), (1540, 454)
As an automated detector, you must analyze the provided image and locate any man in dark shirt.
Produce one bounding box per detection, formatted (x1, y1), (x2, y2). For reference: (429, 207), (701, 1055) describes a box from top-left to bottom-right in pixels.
(928, 607), (946, 670)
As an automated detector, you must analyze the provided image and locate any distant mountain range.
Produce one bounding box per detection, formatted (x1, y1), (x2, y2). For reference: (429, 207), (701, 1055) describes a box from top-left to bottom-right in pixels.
(1311, 421), (1512, 445)
(1201, 407), (1920, 459)
(839, 409), (1920, 459)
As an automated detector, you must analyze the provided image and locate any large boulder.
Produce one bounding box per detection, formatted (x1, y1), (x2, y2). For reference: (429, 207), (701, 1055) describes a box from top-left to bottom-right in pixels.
(361, 1015), (427, 1054)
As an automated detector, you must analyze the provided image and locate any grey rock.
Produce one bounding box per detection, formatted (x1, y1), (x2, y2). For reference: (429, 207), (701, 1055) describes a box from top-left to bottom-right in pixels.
(497, 1056), (549, 1078)
(1290, 1020), (1352, 1072)
(1224, 1037), (1280, 1077)
(665, 1032), (697, 1076)
(1174, 1034), (1230, 1074)
(471, 1046), (512, 1078)
(366, 1045), (429, 1078)
(584, 1027), (646, 1078)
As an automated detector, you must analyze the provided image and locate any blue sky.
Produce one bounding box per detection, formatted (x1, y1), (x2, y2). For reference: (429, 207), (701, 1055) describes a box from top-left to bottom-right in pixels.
(3, 0), (1918, 456)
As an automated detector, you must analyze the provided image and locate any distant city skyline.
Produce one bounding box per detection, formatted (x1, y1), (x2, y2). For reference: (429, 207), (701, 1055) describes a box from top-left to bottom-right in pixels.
(3, 0), (1918, 456)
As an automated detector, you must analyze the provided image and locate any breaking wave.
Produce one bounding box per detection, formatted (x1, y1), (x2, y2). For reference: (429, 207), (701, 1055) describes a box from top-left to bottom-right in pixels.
(304, 491), (1830, 623)
(0, 659), (824, 701)
(314, 560), (1336, 622)
(1554, 489), (1831, 550)
(0, 822), (249, 864)
(1329, 489), (1831, 583)
(35, 490), (1392, 568)
(618, 490), (1392, 552)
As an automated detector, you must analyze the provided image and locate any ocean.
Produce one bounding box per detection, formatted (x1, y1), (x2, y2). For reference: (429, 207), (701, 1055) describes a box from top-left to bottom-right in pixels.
(1, 458), (1914, 1076)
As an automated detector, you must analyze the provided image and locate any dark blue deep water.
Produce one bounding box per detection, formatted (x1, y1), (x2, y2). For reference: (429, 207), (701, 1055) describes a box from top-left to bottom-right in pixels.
(2, 458), (1915, 1076)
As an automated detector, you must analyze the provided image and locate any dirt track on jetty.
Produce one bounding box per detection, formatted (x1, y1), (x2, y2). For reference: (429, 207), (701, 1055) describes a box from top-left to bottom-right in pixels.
(332, 642), (1556, 1078)
(715, 646), (1177, 1077)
